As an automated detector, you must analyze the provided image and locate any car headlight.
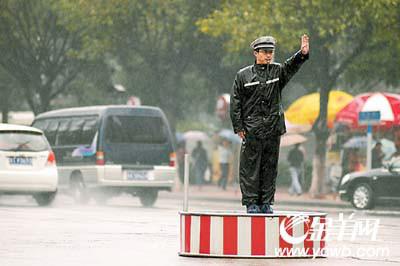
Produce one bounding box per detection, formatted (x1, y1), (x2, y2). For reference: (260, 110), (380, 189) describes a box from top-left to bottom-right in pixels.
(340, 174), (351, 185)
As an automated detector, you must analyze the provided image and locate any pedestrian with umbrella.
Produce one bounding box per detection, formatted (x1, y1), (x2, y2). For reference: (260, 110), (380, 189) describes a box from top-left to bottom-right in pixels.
(191, 141), (208, 188)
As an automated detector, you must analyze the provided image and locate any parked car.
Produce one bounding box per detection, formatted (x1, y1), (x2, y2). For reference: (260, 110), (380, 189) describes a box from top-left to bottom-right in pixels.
(0, 123), (58, 206)
(338, 157), (400, 209)
(31, 105), (176, 206)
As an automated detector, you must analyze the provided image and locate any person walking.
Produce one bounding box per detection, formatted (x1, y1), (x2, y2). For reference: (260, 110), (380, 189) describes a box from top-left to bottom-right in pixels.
(191, 141), (208, 187)
(287, 144), (304, 195)
(218, 139), (232, 190)
(230, 34), (309, 213)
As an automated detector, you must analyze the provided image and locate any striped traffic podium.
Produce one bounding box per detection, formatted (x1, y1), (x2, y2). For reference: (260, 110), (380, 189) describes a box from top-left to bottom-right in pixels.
(179, 211), (327, 258)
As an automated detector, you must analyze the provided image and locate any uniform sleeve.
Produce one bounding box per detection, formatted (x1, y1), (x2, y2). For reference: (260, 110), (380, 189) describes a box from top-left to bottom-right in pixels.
(230, 73), (244, 134)
(279, 50), (309, 89)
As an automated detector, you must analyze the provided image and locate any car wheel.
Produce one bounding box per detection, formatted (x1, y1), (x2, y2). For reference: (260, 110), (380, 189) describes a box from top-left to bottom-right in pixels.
(34, 191), (57, 206)
(70, 173), (90, 204)
(138, 189), (158, 207)
(351, 183), (374, 210)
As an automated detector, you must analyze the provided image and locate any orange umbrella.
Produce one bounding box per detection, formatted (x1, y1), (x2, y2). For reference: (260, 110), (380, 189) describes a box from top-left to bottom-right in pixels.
(285, 90), (353, 128)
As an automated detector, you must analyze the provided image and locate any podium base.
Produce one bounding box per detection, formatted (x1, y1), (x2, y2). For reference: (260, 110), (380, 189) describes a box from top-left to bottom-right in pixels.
(179, 210), (327, 258)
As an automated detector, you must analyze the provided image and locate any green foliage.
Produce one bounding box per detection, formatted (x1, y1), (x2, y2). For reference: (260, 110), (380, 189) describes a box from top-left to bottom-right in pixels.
(57, 0), (228, 128)
(1, 0), (232, 123)
(0, 0), (100, 114)
(198, 0), (399, 89)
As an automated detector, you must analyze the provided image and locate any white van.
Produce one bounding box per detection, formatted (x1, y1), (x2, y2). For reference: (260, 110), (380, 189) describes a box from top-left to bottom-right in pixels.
(32, 105), (176, 206)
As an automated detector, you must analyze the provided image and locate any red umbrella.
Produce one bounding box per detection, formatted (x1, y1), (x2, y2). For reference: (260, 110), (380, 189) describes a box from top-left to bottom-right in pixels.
(335, 92), (400, 130)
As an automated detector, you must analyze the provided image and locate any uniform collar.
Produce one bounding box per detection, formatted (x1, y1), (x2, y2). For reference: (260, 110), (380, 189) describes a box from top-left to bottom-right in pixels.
(254, 63), (270, 71)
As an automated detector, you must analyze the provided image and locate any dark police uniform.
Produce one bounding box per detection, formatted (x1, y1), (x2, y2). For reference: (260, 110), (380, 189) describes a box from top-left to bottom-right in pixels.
(230, 36), (309, 207)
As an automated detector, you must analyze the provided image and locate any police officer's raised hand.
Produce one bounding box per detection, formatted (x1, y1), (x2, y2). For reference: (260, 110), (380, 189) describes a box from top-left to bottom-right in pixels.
(301, 34), (309, 55)
(238, 131), (246, 139)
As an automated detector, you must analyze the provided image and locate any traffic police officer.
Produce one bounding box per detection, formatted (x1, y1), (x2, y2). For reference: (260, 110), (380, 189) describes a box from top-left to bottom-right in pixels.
(230, 35), (309, 213)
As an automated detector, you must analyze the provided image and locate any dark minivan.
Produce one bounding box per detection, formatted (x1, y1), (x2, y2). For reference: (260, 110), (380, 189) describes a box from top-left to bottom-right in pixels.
(32, 105), (176, 206)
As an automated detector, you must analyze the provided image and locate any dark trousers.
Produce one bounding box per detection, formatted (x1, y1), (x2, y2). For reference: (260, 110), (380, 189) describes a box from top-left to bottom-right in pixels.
(239, 134), (281, 206)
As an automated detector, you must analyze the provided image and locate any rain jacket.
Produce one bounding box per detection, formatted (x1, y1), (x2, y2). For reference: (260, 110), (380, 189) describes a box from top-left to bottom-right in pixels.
(230, 51), (309, 139)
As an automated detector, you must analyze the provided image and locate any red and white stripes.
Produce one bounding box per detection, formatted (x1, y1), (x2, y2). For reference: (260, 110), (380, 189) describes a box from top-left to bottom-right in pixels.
(180, 212), (327, 258)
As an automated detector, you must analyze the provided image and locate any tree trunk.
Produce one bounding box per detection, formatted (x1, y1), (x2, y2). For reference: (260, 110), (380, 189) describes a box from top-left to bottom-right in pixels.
(310, 128), (329, 197)
(309, 45), (331, 197)
(39, 88), (51, 114)
(1, 103), (9, 123)
(0, 86), (10, 123)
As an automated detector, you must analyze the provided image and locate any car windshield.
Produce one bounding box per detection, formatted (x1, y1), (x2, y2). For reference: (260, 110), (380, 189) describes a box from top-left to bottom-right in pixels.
(104, 115), (167, 144)
(0, 131), (49, 152)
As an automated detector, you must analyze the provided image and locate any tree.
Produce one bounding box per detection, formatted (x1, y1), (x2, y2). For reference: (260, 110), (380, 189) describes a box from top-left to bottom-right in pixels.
(0, 0), (93, 114)
(57, 0), (230, 129)
(109, 0), (228, 128)
(198, 0), (400, 196)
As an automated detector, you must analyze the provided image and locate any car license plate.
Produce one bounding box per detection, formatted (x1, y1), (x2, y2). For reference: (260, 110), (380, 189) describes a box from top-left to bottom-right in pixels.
(8, 156), (33, 166)
(127, 170), (148, 181)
